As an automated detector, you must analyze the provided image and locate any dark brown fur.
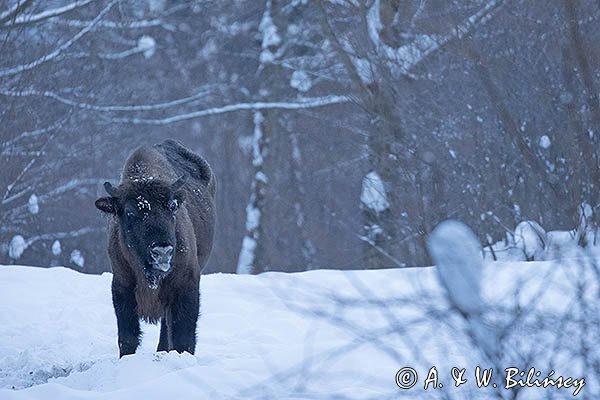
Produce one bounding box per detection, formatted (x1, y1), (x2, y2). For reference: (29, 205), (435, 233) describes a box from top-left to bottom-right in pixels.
(96, 140), (215, 356)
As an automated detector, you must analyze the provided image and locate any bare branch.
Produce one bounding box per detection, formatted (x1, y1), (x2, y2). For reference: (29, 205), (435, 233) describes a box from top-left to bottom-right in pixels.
(41, 3), (194, 31)
(2, 178), (109, 228)
(24, 227), (100, 249)
(50, 17), (168, 30)
(112, 95), (353, 125)
(0, 0), (34, 25)
(0, 0), (118, 78)
(0, 86), (222, 112)
(0, 0), (93, 28)
(366, 0), (504, 75)
(1, 131), (57, 205)
(1, 117), (68, 149)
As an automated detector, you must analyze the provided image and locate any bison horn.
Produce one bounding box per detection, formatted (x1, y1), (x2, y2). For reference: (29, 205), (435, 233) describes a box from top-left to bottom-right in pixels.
(104, 181), (119, 197)
(171, 175), (188, 192)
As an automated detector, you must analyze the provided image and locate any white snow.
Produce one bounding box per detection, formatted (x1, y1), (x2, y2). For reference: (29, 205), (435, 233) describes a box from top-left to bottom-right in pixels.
(138, 35), (156, 59)
(149, 0), (166, 13)
(9, 235), (26, 259)
(251, 111), (264, 167)
(539, 135), (551, 149)
(290, 70), (312, 92)
(545, 230), (577, 259)
(360, 171), (389, 213)
(258, 1), (281, 64)
(236, 236), (257, 275)
(428, 221), (483, 315)
(244, 202), (260, 232)
(255, 171), (268, 184)
(428, 222), (497, 362)
(0, 260), (596, 399)
(51, 240), (61, 256)
(136, 195), (151, 213)
(352, 57), (374, 85)
(365, 223), (383, 240)
(365, 0), (501, 77)
(236, 111), (267, 275)
(70, 250), (84, 268)
(27, 194), (39, 215)
(514, 221), (547, 260)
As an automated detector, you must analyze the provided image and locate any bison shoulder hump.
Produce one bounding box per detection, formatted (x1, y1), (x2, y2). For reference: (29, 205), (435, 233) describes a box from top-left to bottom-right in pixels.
(155, 139), (215, 197)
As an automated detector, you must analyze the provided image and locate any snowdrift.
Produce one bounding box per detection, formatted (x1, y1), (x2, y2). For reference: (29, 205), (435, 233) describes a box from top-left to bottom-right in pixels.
(0, 261), (596, 399)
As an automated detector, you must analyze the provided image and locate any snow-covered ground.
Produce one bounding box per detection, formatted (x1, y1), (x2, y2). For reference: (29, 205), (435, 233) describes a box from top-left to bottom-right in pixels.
(0, 259), (597, 399)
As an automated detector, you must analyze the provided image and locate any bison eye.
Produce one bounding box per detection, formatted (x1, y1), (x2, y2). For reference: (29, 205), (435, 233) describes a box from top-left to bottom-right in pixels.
(126, 209), (136, 219)
(168, 199), (179, 213)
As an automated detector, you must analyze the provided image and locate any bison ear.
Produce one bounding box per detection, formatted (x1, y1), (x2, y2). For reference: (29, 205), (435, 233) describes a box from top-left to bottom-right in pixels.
(171, 175), (188, 192)
(95, 197), (117, 214)
(104, 181), (119, 197)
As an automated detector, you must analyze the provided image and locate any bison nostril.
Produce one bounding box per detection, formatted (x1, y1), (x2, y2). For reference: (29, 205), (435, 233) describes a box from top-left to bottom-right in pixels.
(151, 245), (174, 260)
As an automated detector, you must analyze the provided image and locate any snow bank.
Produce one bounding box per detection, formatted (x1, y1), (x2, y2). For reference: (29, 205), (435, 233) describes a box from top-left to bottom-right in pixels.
(0, 260), (597, 399)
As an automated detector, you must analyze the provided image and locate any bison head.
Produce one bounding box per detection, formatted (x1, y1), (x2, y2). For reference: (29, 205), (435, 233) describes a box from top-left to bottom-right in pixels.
(95, 176), (187, 288)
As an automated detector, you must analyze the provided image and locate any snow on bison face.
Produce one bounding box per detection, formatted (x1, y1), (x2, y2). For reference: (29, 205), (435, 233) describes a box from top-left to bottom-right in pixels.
(95, 176), (187, 288)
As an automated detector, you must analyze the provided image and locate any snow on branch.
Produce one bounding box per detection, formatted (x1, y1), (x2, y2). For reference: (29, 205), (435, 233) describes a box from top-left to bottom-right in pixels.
(237, 111), (266, 275)
(1, 117), (68, 149)
(0, 86), (220, 112)
(367, 0), (503, 76)
(0, 0), (93, 27)
(112, 95), (352, 125)
(0, 0), (118, 78)
(4, 178), (107, 211)
(37, 178), (108, 201)
(44, 3), (193, 31)
(2, 158), (38, 205)
(51, 17), (167, 30)
(2, 179), (108, 233)
(0, 0), (33, 25)
(9, 227), (98, 260)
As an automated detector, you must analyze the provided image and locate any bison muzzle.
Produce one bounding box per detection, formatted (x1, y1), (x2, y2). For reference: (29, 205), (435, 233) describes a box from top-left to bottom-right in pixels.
(95, 140), (215, 357)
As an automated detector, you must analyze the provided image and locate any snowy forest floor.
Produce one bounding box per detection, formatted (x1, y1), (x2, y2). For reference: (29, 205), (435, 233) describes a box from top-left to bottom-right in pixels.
(0, 259), (597, 399)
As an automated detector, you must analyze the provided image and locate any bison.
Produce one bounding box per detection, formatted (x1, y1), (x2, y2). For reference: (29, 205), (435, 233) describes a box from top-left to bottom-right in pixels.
(95, 139), (215, 357)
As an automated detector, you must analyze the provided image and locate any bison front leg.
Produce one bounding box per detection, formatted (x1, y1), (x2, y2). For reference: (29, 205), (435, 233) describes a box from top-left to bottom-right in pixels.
(112, 281), (141, 357)
(157, 317), (169, 352)
(169, 287), (199, 354)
